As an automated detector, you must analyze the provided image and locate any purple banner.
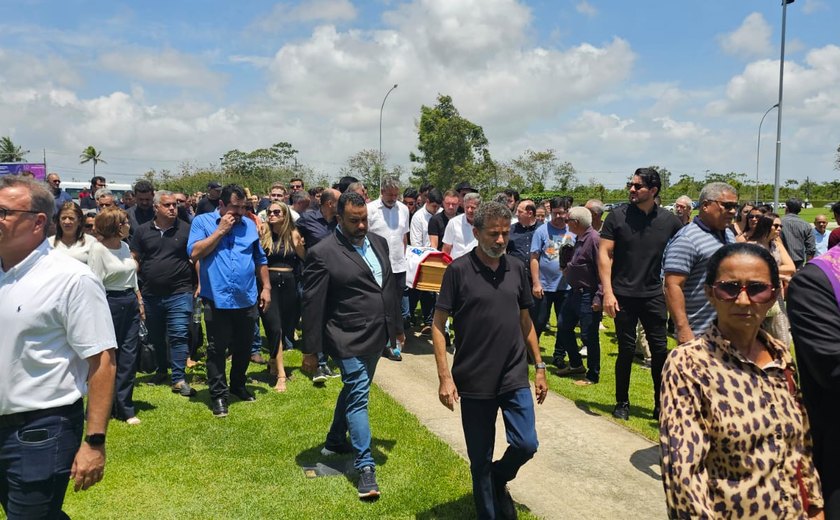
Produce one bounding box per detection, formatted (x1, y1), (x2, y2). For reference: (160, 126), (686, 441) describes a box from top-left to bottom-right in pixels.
(0, 163), (47, 180)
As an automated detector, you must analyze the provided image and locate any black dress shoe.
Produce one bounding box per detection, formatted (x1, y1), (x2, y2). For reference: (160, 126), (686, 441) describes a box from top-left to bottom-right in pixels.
(231, 387), (256, 402)
(491, 467), (517, 520)
(612, 401), (630, 421)
(211, 398), (228, 418)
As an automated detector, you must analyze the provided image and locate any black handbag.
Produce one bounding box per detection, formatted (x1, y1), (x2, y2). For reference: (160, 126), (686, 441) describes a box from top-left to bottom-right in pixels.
(137, 321), (157, 374)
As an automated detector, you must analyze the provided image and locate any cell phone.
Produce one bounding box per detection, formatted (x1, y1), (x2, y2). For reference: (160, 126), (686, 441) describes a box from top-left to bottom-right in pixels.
(20, 429), (49, 442)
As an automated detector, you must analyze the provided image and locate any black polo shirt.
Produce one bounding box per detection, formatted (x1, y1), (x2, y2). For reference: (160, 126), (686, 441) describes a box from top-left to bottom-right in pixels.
(130, 218), (194, 297)
(196, 197), (219, 215)
(428, 212), (452, 251)
(600, 203), (682, 298)
(507, 221), (538, 268)
(436, 251), (533, 399)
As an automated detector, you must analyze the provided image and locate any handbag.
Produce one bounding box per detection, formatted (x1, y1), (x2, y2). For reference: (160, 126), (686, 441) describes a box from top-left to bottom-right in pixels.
(137, 320), (157, 374)
(783, 367), (811, 512)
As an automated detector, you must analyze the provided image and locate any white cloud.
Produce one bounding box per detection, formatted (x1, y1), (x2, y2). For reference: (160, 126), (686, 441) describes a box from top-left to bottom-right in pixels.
(802, 0), (828, 15)
(253, 0), (357, 31)
(99, 48), (225, 89)
(576, 1), (598, 17)
(718, 12), (772, 59)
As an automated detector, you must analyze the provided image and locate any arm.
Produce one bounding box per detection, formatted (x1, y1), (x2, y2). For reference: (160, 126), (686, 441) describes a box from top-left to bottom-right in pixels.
(529, 253), (543, 299)
(410, 214), (423, 247)
(292, 229), (306, 260)
(804, 222), (816, 260)
(664, 273), (693, 344)
(521, 309), (547, 404)
(71, 348), (116, 492)
(189, 214), (235, 262)
(442, 242), (452, 256)
(301, 247), (329, 370)
(597, 237), (619, 317)
(429, 234), (440, 250)
(257, 264), (271, 311)
(774, 238), (796, 278)
(432, 309), (458, 411)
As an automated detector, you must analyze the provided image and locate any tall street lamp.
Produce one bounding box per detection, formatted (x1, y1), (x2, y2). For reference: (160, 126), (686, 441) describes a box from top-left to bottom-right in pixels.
(773, 0), (794, 210)
(756, 103), (779, 203)
(379, 84), (398, 189)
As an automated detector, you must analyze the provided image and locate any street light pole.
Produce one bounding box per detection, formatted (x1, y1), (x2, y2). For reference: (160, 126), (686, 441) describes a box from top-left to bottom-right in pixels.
(773, 0), (794, 210)
(379, 84), (398, 189)
(756, 103), (779, 203)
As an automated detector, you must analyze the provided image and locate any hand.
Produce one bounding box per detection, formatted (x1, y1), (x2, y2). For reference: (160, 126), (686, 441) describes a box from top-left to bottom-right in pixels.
(438, 377), (459, 411)
(138, 303), (146, 321)
(532, 283), (544, 300)
(259, 287), (271, 312)
(302, 353), (319, 374)
(217, 213), (236, 235)
(194, 286), (201, 299)
(676, 326), (695, 345)
(602, 292), (620, 318)
(591, 302), (602, 312)
(534, 370), (548, 404)
(71, 443), (106, 492)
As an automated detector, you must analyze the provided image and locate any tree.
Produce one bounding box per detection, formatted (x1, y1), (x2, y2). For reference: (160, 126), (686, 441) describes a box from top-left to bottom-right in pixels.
(647, 165), (671, 193)
(0, 136), (27, 162)
(835, 143), (840, 171)
(80, 146), (106, 175)
(410, 94), (493, 191)
(510, 149), (577, 192)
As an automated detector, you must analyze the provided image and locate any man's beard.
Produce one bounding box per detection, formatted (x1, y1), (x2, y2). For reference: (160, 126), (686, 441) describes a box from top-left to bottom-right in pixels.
(479, 242), (505, 259)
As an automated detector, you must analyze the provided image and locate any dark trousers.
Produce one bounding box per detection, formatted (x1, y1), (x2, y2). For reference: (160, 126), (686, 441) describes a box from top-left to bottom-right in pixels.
(0, 400), (84, 519)
(144, 292), (193, 384)
(203, 299), (257, 400)
(559, 289), (602, 382)
(107, 291), (140, 420)
(260, 271), (299, 358)
(461, 388), (539, 520)
(613, 293), (669, 407)
(534, 289), (569, 363)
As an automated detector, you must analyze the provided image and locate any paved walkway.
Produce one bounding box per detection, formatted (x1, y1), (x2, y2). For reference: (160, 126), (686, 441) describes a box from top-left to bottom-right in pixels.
(373, 334), (667, 520)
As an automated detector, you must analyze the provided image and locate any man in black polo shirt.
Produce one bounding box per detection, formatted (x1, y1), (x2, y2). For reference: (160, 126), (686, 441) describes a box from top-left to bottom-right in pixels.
(196, 181), (222, 215)
(433, 201), (547, 520)
(126, 179), (155, 235)
(508, 199), (539, 326)
(428, 189), (459, 250)
(598, 168), (681, 421)
(130, 190), (197, 397)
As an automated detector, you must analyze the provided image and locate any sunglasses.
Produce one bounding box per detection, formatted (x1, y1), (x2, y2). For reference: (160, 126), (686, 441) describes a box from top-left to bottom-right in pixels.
(748, 214), (762, 220)
(84, 224), (94, 229)
(711, 281), (776, 304)
(709, 200), (739, 211)
(772, 223), (782, 229)
(626, 182), (646, 190)
(267, 209), (283, 216)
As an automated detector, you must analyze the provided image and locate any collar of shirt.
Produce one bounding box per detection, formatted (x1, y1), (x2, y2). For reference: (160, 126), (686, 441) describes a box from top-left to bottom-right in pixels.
(337, 227), (371, 253)
(627, 203), (659, 218)
(706, 323), (791, 371)
(468, 249), (510, 276)
(692, 215), (730, 243)
(0, 239), (48, 279)
(152, 219), (177, 233)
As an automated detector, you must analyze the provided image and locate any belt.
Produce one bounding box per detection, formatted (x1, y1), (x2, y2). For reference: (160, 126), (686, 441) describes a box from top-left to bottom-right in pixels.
(106, 288), (135, 297)
(0, 399), (83, 429)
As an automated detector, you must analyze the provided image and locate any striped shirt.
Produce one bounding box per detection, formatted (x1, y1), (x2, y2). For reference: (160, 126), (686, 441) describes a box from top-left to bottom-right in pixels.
(663, 217), (735, 334)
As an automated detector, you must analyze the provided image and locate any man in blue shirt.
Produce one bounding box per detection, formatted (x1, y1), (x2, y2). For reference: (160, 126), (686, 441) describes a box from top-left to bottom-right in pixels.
(46, 173), (73, 213)
(530, 197), (575, 367)
(188, 184), (270, 418)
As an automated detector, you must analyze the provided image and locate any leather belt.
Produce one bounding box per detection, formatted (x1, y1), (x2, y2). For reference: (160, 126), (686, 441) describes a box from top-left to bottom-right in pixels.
(0, 399), (83, 429)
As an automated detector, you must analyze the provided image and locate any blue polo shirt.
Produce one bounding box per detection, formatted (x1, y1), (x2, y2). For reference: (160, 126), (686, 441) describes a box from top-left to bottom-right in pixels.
(187, 210), (267, 309)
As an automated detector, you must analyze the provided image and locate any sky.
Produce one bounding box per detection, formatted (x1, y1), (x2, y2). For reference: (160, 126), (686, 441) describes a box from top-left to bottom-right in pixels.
(1, 0), (838, 188)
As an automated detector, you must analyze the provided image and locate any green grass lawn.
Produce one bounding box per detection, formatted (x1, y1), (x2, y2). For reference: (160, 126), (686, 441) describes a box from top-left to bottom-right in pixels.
(55, 350), (539, 520)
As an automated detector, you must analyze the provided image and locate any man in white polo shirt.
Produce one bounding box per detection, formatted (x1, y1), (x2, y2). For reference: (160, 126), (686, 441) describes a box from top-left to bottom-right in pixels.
(0, 175), (117, 519)
(443, 192), (481, 260)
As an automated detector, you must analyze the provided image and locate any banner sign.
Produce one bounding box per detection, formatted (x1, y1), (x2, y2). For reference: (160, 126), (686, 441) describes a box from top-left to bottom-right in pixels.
(0, 163), (47, 180)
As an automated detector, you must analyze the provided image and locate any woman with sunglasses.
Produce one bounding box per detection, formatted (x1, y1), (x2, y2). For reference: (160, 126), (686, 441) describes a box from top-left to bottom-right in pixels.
(259, 202), (305, 392)
(660, 243), (824, 519)
(88, 207), (143, 425)
(731, 202), (754, 239)
(51, 201), (93, 264)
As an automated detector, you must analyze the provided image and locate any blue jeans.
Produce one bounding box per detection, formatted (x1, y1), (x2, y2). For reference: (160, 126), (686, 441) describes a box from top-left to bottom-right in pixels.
(534, 289), (569, 363)
(107, 291), (140, 420)
(326, 354), (380, 471)
(558, 289), (602, 383)
(0, 400), (84, 519)
(144, 292), (193, 384)
(461, 388), (539, 519)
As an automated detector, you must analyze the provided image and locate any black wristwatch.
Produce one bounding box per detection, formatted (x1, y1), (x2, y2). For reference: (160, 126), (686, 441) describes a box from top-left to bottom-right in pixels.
(85, 433), (106, 447)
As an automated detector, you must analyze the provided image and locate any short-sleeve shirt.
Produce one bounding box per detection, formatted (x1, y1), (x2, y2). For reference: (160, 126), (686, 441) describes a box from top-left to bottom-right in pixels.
(187, 210), (267, 309)
(663, 217), (735, 334)
(427, 211), (452, 251)
(442, 213), (476, 260)
(436, 251), (534, 399)
(813, 228), (829, 256)
(88, 241), (139, 292)
(410, 206), (438, 248)
(130, 218), (194, 297)
(196, 197), (219, 215)
(0, 241), (117, 414)
(600, 203), (683, 298)
(530, 221), (574, 292)
(296, 209), (336, 249)
(367, 198), (409, 273)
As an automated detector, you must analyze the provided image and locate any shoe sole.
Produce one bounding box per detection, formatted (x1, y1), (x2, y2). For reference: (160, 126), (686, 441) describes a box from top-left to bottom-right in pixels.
(312, 375), (328, 384)
(213, 411), (228, 418)
(358, 489), (380, 499)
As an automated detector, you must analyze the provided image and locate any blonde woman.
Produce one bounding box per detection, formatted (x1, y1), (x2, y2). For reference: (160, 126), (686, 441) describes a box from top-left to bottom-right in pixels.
(259, 202), (305, 392)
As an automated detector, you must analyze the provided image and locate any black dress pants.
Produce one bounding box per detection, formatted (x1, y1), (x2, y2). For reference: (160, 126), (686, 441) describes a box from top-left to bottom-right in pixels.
(204, 299), (257, 400)
(613, 293), (669, 408)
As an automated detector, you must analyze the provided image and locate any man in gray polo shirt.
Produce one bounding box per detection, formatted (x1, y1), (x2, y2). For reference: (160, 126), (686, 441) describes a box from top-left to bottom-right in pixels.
(663, 182), (738, 344)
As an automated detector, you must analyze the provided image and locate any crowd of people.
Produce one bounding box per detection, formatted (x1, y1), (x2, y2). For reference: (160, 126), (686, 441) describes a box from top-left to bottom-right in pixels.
(1, 167), (839, 519)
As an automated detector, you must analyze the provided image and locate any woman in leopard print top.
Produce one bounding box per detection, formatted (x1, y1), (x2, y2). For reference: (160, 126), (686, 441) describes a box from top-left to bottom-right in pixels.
(660, 243), (824, 519)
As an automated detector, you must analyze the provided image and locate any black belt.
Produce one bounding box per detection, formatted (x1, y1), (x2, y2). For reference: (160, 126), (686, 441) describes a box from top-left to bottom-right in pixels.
(0, 399), (83, 429)
(106, 288), (135, 297)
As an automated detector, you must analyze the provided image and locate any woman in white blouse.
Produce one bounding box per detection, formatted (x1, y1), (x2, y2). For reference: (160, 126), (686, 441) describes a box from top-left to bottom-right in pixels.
(51, 202), (94, 263)
(88, 207), (144, 425)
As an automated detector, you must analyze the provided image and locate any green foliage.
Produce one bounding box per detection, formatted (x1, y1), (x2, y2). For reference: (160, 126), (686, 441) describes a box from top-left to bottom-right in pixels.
(410, 94), (494, 191)
(338, 149), (404, 198)
(510, 149), (577, 192)
(835, 143), (840, 171)
(79, 146), (106, 175)
(0, 136), (27, 162)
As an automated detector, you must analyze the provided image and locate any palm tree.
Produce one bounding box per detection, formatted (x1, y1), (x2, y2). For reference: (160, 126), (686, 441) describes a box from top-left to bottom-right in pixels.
(80, 146), (106, 175)
(0, 136), (28, 162)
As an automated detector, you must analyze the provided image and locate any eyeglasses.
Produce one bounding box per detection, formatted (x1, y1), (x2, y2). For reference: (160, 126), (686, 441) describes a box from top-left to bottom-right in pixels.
(772, 223), (782, 229)
(84, 224), (94, 229)
(711, 281), (776, 304)
(626, 182), (646, 191)
(0, 208), (42, 221)
(176, 199), (187, 204)
(290, 184), (303, 190)
(747, 214), (762, 220)
(709, 200), (739, 211)
(267, 209), (283, 216)
(50, 179), (61, 184)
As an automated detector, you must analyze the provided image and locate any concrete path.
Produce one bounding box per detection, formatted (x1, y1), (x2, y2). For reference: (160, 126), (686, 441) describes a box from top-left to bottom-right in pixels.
(374, 334), (667, 520)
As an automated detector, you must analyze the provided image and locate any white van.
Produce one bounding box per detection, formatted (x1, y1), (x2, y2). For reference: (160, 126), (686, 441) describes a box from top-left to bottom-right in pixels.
(62, 181), (133, 205)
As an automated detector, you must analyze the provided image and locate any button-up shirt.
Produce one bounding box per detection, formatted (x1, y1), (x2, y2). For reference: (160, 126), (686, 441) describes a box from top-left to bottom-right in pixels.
(562, 226), (601, 302)
(187, 210), (267, 309)
(367, 198), (409, 273)
(296, 208), (336, 249)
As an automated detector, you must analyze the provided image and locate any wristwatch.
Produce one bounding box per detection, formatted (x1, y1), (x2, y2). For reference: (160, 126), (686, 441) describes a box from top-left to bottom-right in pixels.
(535, 362), (547, 370)
(85, 433), (106, 447)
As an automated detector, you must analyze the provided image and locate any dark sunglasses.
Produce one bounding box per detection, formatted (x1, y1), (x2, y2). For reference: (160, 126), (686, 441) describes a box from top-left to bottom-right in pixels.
(84, 224), (94, 229)
(747, 214), (762, 220)
(772, 223), (782, 229)
(709, 200), (739, 211)
(267, 209), (284, 216)
(711, 281), (776, 304)
(626, 182), (646, 190)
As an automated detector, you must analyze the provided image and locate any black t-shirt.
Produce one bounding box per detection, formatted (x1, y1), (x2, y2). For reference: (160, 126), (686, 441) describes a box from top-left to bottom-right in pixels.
(436, 251), (533, 399)
(600, 203), (682, 298)
(196, 197), (219, 215)
(428, 212), (452, 251)
(130, 219), (194, 297)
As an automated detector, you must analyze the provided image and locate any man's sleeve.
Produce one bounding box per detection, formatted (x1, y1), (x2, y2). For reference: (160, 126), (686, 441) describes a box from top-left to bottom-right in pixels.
(301, 246), (329, 354)
(803, 220), (816, 257)
(186, 215), (207, 256)
(62, 273), (118, 358)
(662, 231), (694, 275)
(442, 219), (455, 246)
(518, 262), (534, 309)
(599, 211), (617, 240)
(529, 226), (544, 254)
(435, 262), (456, 313)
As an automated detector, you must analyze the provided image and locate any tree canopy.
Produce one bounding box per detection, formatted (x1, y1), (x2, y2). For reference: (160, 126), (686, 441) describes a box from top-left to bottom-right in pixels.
(80, 146), (106, 175)
(0, 136), (27, 162)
